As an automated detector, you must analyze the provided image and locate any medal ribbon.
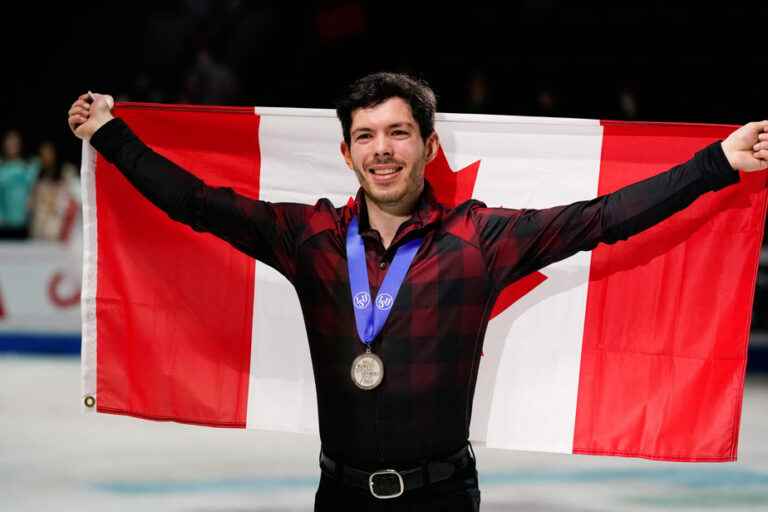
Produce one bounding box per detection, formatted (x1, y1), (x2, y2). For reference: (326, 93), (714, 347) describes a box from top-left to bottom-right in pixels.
(346, 215), (422, 348)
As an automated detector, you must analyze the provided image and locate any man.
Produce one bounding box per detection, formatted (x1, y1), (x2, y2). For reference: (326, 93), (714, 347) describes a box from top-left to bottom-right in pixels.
(68, 72), (768, 510)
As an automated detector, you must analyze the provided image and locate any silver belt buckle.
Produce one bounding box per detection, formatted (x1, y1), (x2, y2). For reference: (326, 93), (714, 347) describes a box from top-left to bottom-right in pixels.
(369, 468), (404, 499)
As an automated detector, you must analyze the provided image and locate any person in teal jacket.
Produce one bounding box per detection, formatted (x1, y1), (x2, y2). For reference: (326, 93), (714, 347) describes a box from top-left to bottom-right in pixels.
(0, 129), (40, 238)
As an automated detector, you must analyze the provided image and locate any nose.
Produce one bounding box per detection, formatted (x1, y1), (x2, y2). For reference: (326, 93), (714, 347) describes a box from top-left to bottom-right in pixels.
(372, 133), (393, 159)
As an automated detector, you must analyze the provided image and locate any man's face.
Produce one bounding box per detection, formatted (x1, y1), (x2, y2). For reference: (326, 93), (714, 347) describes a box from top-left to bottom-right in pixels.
(341, 97), (438, 210)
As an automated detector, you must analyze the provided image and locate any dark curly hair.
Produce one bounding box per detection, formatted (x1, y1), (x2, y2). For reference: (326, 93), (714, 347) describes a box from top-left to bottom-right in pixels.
(334, 71), (437, 146)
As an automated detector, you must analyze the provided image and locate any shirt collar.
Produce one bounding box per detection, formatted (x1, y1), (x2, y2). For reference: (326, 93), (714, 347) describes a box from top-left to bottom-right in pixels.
(349, 179), (444, 236)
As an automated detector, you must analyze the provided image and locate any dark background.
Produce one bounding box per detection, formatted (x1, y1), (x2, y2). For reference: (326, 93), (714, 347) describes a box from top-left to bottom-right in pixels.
(2, 2), (766, 164)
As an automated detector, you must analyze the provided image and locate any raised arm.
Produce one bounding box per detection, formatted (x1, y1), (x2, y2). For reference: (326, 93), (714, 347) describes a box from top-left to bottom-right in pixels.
(67, 92), (309, 281)
(472, 132), (756, 291)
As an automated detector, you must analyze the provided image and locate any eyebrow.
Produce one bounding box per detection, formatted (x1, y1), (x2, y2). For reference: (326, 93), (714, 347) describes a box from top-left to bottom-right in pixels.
(351, 122), (415, 136)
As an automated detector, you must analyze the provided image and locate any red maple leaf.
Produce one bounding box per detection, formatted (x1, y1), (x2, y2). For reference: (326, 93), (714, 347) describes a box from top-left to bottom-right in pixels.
(426, 145), (549, 353)
(425, 146), (481, 208)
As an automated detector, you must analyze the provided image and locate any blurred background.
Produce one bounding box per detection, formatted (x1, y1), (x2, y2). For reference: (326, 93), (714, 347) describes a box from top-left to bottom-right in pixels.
(1, 2), (767, 511)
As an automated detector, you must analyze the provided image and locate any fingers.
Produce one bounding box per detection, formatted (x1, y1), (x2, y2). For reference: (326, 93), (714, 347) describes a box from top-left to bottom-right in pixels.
(68, 104), (90, 116)
(68, 109), (87, 123)
(753, 120), (768, 133)
(89, 91), (114, 110)
(67, 106), (90, 134)
(754, 141), (768, 152)
(759, 133), (768, 141)
(743, 120), (768, 138)
(67, 91), (98, 123)
(69, 114), (88, 127)
(71, 91), (113, 114)
(69, 96), (91, 113)
(68, 93), (94, 134)
(754, 149), (768, 160)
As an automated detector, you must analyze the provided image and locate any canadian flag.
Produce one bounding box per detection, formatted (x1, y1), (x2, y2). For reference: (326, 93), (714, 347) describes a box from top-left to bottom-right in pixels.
(81, 103), (767, 462)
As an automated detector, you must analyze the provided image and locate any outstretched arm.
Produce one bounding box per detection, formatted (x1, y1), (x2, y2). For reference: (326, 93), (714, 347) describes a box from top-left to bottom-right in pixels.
(473, 121), (767, 290)
(67, 92), (309, 281)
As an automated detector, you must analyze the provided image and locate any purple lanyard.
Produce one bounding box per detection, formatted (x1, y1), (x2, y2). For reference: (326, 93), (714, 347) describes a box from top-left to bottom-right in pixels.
(346, 215), (422, 347)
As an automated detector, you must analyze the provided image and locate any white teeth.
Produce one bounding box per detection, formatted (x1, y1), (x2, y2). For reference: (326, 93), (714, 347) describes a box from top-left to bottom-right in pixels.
(370, 167), (401, 175)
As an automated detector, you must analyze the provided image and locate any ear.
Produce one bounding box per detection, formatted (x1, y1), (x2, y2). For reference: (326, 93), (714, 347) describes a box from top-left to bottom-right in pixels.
(340, 140), (354, 170)
(424, 131), (439, 164)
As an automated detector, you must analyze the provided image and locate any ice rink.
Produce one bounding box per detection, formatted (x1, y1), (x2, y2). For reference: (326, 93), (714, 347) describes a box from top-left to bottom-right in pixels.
(2, 355), (767, 511)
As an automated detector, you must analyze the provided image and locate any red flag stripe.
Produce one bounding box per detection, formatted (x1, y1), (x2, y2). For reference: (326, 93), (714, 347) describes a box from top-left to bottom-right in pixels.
(573, 121), (768, 461)
(94, 105), (260, 427)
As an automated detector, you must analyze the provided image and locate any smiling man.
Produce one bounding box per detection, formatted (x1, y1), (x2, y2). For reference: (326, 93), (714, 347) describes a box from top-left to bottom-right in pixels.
(340, 93), (438, 250)
(68, 72), (768, 511)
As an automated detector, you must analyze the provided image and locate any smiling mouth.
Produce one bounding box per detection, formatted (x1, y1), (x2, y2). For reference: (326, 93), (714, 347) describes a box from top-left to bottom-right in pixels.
(368, 166), (403, 175)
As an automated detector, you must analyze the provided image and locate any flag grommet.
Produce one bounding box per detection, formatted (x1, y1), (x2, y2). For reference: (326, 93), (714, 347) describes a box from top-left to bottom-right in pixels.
(84, 395), (96, 408)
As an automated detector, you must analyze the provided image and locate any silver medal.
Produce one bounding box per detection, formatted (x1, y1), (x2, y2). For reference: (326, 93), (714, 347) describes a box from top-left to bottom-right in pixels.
(351, 349), (384, 390)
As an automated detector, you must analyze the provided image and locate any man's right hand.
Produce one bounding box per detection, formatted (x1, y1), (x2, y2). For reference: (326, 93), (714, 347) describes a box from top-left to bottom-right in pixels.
(67, 92), (115, 141)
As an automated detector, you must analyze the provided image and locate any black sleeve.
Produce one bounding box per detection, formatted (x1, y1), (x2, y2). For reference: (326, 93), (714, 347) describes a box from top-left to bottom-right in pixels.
(90, 117), (311, 281)
(472, 141), (740, 290)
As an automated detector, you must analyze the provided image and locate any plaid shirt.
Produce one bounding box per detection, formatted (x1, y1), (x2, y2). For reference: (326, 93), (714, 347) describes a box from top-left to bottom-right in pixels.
(92, 118), (739, 469)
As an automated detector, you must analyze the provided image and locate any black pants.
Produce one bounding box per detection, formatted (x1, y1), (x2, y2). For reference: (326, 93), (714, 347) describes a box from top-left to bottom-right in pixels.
(314, 455), (481, 511)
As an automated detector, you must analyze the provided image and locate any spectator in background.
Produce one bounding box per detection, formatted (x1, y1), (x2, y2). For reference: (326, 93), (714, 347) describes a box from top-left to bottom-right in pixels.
(29, 141), (80, 241)
(0, 129), (39, 239)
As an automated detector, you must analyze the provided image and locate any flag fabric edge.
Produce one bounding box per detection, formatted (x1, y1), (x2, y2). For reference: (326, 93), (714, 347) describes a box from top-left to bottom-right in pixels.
(80, 140), (98, 414)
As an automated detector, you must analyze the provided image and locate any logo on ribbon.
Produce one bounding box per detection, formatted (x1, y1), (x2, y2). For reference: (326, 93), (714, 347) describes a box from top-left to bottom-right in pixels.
(353, 291), (371, 310)
(375, 293), (394, 311)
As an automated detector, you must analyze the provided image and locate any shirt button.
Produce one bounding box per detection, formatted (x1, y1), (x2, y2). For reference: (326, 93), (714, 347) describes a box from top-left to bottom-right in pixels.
(379, 260), (387, 269)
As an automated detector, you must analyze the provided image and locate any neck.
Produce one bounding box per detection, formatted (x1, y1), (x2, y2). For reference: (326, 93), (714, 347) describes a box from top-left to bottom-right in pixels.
(365, 189), (421, 249)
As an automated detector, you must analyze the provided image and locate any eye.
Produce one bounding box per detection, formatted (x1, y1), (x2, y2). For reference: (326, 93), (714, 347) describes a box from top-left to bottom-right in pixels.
(356, 133), (371, 141)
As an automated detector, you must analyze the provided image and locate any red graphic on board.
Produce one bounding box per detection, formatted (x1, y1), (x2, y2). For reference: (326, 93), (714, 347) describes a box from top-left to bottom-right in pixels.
(48, 271), (81, 308)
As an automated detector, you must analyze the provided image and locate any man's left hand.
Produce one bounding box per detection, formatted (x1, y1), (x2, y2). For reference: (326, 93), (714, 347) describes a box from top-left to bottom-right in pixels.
(721, 120), (768, 172)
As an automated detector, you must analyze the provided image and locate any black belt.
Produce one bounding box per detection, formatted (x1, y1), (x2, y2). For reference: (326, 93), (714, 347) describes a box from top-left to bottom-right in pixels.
(318, 442), (475, 499)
